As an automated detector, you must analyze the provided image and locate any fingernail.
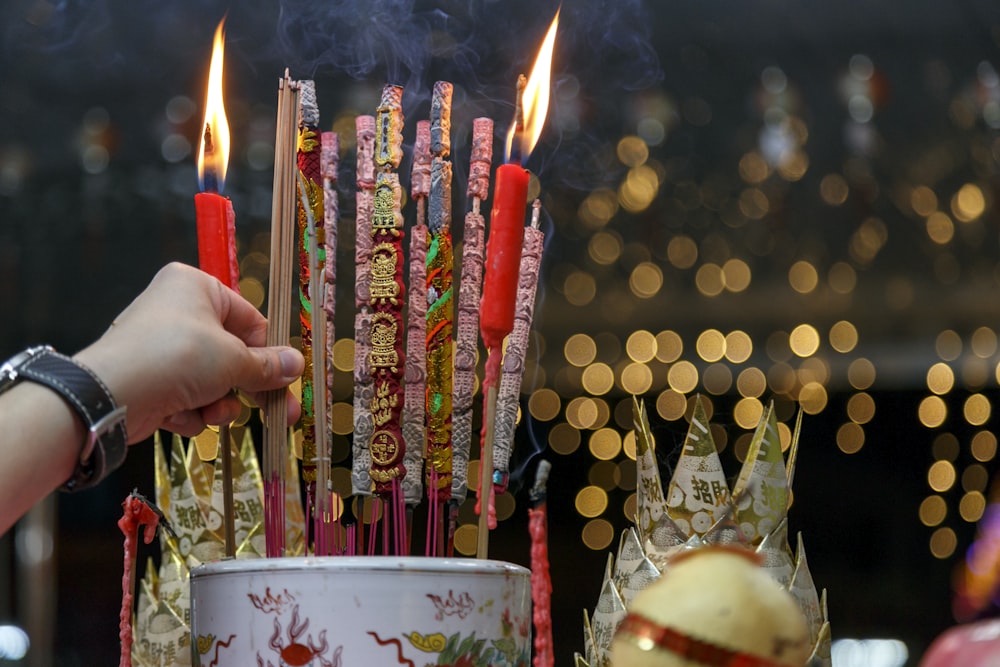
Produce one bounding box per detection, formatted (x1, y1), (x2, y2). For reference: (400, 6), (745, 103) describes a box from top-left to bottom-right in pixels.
(279, 348), (303, 378)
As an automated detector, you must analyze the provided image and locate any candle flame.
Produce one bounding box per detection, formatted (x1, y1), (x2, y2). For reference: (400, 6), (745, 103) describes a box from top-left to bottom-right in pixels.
(506, 8), (559, 164)
(197, 19), (230, 193)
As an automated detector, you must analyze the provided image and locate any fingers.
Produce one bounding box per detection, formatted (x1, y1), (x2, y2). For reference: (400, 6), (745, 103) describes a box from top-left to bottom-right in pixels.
(163, 410), (207, 438)
(285, 390), (302, 425)
(200, 394), (242, 426)
(215, 280), (270, 348)
(244, 388), (303, 427)
(231, 346), (304, 394)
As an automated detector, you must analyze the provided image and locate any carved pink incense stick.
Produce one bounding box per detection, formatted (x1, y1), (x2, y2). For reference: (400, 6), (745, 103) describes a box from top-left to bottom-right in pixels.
(452, 117), (493, 504)
(318, 130), (339, 554)
(321, 130), (339, 437)
(352, 115), (376, 498)
(402, 119), (430, 508)
(493, 199), (544, 493)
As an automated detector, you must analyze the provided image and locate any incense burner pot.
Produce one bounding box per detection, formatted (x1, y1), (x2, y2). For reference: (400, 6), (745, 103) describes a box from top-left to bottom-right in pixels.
(189, 556), (532, 667)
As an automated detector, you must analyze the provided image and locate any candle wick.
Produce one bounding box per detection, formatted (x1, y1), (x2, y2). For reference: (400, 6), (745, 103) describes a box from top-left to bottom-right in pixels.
(202, 122), (219, 194)
(203, 123), (215, 156)
(509, 74), (527, 165)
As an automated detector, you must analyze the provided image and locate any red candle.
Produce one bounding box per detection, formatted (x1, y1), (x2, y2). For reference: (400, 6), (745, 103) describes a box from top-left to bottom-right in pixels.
(479, 163), (528, 348)
(194, 191), (239, 291)
(195, 19), (238, 291)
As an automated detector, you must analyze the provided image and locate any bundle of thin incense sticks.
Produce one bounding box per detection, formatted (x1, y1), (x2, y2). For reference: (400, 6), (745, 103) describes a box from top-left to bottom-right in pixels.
(263, 72), (299, 557)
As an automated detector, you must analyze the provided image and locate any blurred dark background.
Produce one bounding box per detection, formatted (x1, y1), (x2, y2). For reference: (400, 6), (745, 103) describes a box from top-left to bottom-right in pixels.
(3, 0), (1000, 665)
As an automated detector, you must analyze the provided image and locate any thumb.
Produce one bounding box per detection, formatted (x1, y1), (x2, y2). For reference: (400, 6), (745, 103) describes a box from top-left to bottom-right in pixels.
(233, 346), (304, 393)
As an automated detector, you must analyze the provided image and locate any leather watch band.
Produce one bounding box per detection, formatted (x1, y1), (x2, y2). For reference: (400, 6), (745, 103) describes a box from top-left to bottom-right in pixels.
(14, 347), (128, 491)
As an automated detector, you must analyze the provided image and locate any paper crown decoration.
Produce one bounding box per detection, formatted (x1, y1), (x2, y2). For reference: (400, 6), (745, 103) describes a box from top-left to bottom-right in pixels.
(575, 397), (832, 667)
(129, 429), (304, 667)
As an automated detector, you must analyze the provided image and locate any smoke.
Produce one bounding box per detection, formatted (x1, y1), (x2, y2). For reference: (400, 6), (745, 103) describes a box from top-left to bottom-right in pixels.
(3, 0), (663, 193)
(268, 0), (663, 190)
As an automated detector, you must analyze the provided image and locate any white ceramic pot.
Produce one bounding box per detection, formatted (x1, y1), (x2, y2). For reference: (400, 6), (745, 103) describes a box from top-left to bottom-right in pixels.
(189, 556), (532, 667)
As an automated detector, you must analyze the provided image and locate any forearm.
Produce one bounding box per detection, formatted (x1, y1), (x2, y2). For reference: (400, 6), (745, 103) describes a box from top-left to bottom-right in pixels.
(0, 382), (83, 535)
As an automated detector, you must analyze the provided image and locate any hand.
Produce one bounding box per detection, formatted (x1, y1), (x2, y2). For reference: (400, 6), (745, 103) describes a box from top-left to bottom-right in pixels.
(74, 262), (304, 442)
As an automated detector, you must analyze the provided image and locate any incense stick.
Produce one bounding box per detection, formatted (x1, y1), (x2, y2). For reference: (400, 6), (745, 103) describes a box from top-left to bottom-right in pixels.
(297, 169), (330, 555)
(476, 379), (499, 559)
(352, 115), (376, 498)
(493, 200), (544, 494)
(220, 424), (236, 556)
(426, 81), (455, 523)
(529, 460), (554, 667)
(264, 72), (299, 557)
(368, 84), (408, 514)
(402, 119), (430, 510)
(295, 81), (322, 537)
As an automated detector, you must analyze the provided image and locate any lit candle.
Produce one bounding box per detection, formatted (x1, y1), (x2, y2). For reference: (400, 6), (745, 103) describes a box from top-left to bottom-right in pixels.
(476, 10), (559, 559)
(195, 19), (238, 292)
(194, 18), (237, 559)
(479, 11), (558, 345)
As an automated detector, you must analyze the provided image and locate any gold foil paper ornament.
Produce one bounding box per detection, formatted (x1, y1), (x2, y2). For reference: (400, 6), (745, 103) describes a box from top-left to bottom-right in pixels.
(788, 533), (823, 645)
(633, 396), (668, 543)
(591, 554), (627, 667)
(755, 517), (795, 587)
(664, 398), (731, 537)
(732, 403), (789, 543)
(620, 557), (660, 609)
(583, 609), (598, 667)
(613, 527), (645, 591)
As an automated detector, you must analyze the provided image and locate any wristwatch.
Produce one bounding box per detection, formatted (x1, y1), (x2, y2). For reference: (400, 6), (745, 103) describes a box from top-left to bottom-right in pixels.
(0, 345), (128, 492)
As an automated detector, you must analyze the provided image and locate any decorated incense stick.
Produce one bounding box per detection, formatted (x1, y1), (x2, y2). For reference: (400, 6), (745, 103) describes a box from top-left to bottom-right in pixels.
(452, 117), (493, 503)
(319, 130), (339, 554)
(296, 80), (324, 501)
(352, 114), (376, 497)
(368, 84), (407, 498)
(263, 73), (299, 557)
(426, 81), (454, 514)
(320, 131), (339, 444)
(402, 119), (430, 508)
(297, 170), (332, 554)
(529, 460), (554, 667)
(493, 199), (544, 493)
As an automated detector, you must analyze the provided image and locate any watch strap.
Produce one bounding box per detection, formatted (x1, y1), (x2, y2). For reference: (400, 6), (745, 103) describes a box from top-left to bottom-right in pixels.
(16, 347), (128, 491)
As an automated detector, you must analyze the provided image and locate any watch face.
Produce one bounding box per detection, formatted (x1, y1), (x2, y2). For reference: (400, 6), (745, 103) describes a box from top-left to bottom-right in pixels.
(0, 346), (52, 394)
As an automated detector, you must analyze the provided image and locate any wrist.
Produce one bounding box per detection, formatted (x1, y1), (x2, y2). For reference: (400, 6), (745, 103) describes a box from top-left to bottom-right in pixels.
(0, 345), (128, 491)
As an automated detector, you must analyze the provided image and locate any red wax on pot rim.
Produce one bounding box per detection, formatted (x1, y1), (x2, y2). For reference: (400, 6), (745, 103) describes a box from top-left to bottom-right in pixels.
(194, 191), (240, 292)
(479, 163), (528, 348)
